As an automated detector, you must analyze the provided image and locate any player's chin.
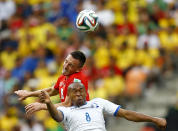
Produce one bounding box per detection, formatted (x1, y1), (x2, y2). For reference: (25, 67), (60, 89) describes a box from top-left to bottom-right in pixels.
(63, 72), (74, 76)
(75, 99), (83, 106)
(62, 71), (69, 76)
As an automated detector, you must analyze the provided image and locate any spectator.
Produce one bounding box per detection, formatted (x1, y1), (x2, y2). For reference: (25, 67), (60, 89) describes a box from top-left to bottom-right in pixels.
(96, 1), (115, 26)
(11, 57), (25, 81)
(0, 0), (16, 20)
(20, 118), (44, 131)
(0, 45), (18, 70)
(137, 29), (161, 49)
(0, 107), (19, 131)
(0, 70), (17, 94)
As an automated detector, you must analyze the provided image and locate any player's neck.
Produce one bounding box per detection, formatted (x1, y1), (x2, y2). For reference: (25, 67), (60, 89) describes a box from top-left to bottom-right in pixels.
(65, 75), (69, 79)
(72, 101), (87, 107)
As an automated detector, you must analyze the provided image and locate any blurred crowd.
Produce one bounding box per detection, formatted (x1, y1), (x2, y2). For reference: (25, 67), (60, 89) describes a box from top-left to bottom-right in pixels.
(0, 0), (178, 131)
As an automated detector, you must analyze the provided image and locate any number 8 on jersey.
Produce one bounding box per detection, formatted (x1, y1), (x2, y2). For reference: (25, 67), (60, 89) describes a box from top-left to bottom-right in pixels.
(85, 112), (91, 122)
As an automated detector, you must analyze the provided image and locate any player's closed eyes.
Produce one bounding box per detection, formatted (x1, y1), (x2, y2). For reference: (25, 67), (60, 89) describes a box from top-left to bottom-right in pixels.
(68, 64), (74, 68)
(74, 88), (84, 93)
(64, 60), (74, 68)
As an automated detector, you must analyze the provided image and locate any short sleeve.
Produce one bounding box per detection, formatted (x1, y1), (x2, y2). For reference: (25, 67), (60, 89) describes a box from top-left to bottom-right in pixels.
(57, 107), (68, 122)
(54, 76), (62, 90)
(96, 98), (121, 116)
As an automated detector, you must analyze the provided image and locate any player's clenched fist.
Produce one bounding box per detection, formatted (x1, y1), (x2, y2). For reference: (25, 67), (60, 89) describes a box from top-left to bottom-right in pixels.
(14, 90), (31, 101)
(39, 91), (51, 104)
(154, 118), (167, 130)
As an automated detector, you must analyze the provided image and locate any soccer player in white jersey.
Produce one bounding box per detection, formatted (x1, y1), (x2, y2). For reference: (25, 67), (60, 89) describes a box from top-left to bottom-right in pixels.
(39, 82), (167, 131)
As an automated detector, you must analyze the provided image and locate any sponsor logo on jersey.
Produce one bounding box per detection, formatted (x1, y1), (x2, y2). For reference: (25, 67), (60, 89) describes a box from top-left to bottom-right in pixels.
(59, 82), (64, 87)
(91, 103), (99, 108)
(73, 78), (81, 83)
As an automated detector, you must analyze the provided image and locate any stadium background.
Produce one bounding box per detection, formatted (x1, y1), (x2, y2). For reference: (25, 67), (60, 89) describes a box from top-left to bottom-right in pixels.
(0, 0), (177, 131)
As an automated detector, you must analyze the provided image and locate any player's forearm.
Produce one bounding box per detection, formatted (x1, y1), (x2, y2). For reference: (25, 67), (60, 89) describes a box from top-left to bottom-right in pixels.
(29, 87), (57, 97)
(38, 103), (63, 110)
(121, 110), (156, 123)
(46, 101), (63, 122)
(46, 86), (59, 96)
(27, 90), (42, 97)
(27, 90), (47, 97)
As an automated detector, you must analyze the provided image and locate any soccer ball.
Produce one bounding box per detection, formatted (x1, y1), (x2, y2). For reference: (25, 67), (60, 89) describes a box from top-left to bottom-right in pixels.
(76, 10), (99, 32)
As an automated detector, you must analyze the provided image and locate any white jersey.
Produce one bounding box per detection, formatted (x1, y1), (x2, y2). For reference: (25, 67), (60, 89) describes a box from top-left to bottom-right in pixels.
(57, 98), (121, 131)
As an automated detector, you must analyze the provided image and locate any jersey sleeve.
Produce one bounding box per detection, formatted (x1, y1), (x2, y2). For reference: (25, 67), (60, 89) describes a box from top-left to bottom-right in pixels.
(57, 107), (68, 123)
(96, 98), (121, 116)
(54, 76), (62, 90)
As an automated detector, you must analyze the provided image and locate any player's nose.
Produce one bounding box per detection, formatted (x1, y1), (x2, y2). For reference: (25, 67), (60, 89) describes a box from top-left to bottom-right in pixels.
(64, 64), (68, 70)
(76, 91), (81, 96)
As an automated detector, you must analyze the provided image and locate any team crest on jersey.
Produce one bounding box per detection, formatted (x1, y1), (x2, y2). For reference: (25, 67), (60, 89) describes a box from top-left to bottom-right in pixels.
(59, 82), (64, 87)
(91, 103), (99, 108)
(73, 78), (81, 83)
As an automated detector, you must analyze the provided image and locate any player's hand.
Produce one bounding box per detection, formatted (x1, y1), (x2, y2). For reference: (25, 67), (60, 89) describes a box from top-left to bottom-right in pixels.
(25, 102), (45, 117)
(14, 90), (31, 101)
(154, 118), (167, 130)
(39, 90), (51, 104)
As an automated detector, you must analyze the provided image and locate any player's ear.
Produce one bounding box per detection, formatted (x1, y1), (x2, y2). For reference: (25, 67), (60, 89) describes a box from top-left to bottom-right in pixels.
(67, 90), (70, 96)
(67, 88), (73, 97)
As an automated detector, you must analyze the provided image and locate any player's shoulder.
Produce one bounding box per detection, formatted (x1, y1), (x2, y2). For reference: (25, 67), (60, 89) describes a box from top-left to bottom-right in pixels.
(58, 75), (65, 80)
(91, 97), (104, 101)
(57, 106), (70, 113)
(57, 106), (66, 110)
(71, 71), (86, 77)
(70, 71), (87, 81)
(87, 98), (108, 108)
(90, 98), (106, 104)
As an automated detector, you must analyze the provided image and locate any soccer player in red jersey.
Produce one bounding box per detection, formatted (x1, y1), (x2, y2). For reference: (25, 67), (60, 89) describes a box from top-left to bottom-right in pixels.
(15, 51), (89, 116)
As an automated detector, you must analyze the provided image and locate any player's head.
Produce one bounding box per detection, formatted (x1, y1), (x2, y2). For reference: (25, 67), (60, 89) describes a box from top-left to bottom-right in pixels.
(67, 82), (86, 107)
(62, 51), (86, 76)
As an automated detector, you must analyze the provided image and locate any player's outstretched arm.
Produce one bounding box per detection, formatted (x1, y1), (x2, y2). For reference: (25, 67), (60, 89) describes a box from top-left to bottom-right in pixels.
(39, 90), (63, 122)
(14, 86), (58, 101)
(117, 108), (167, 129)
(25, 96), (71, 117)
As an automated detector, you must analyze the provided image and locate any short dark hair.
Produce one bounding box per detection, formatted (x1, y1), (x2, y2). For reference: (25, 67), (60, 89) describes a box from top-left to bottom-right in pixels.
(67, 82), (85, 95)
(70, 51), (86, 67)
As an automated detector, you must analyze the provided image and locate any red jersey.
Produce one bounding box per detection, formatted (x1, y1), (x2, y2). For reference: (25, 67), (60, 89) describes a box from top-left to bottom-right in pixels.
(54, 71), (89, 102)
